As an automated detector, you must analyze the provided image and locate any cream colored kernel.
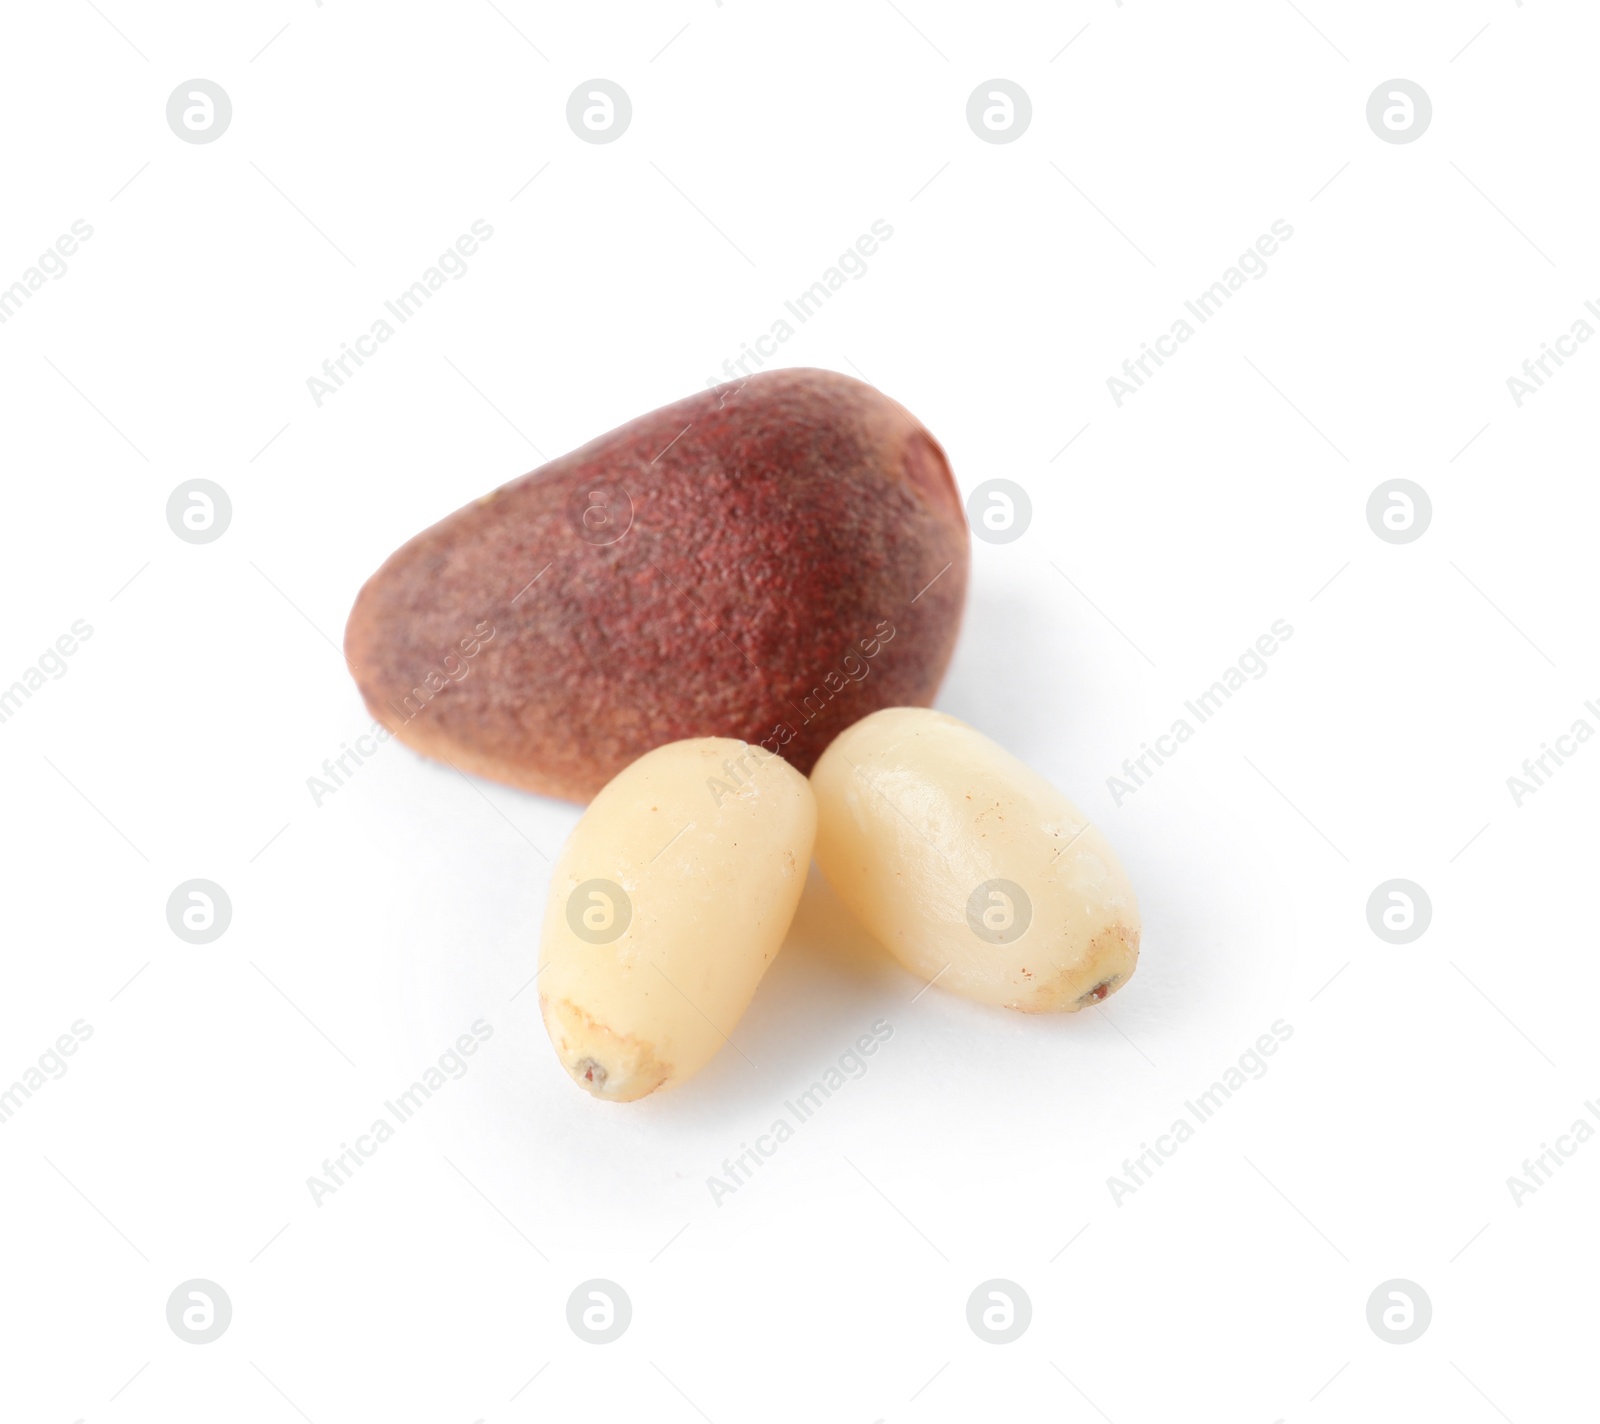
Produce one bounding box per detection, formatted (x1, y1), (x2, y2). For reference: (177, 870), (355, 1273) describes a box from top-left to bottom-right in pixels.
(538, 738), (816, 1101)
(810, 708), (1140, 1012)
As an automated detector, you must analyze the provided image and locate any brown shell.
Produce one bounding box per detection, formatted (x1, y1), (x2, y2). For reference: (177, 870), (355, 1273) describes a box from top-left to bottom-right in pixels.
(344, 368), (970, 802)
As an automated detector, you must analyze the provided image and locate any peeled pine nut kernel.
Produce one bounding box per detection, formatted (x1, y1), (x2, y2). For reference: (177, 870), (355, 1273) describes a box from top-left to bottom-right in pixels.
(810, 708), (1140, 1012)
(539, 738), (816, 1101)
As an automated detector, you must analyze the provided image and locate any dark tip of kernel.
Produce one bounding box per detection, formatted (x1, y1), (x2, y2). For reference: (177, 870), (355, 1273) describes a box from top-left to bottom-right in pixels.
(1078, 978), (1118, 1006)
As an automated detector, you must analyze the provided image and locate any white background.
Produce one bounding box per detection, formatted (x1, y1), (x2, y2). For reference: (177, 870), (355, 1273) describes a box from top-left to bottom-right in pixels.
(2, 1), (1596, 1420)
